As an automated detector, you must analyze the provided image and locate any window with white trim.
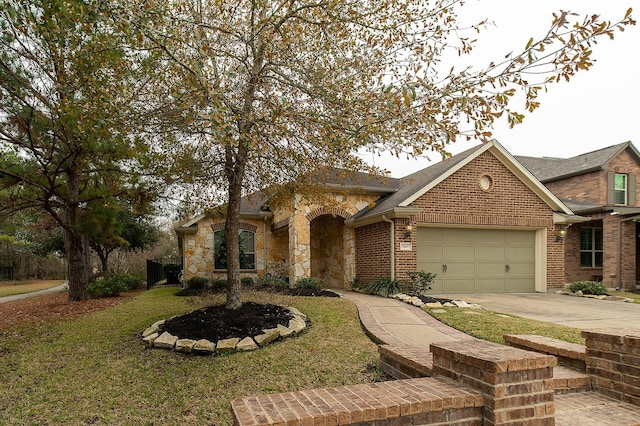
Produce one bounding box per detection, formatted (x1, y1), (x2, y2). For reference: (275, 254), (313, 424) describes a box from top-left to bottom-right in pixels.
(214, 229), (256, 270)
(580, 227), (603, 268)
(614, 173), (627, 205)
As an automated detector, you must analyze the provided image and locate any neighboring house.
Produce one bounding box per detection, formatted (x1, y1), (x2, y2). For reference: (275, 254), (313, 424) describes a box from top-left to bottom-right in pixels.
(517, 141), (640, 290)
(176, 140), (581, 293)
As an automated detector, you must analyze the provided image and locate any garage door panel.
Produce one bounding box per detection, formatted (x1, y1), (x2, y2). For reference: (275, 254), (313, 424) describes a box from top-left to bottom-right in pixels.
(445, 229), (475, 243)
(476, 262), (505, 276)
(475, 230), (505, 245)
(506, 278), (534, 292)
(476, 246), (505, 261)
(419, 227), (443, 243)
(506, 231), (535, 245)
(445, 261), (475, 277)
(477, 278), (506, 292)
(420, 245), (444, 260)
(416, 228), (535, 293)
(507, 247), (535, 263)
(444, 246), (475, 260)
(443, 279), (475, 293)
(509, 262), (535, 273)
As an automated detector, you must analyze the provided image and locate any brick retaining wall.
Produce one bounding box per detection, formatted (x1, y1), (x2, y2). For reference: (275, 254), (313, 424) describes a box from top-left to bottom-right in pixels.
(431, 340), (557, 425)
(583, 328), (640, 406)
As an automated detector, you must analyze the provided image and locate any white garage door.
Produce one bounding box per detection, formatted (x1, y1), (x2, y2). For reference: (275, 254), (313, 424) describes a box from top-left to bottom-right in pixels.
(416, 228), (535, 293)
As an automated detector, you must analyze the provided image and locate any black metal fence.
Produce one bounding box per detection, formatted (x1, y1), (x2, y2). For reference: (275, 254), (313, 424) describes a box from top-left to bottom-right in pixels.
(146, 256), (183, 289)
(0, 266), (13, 281)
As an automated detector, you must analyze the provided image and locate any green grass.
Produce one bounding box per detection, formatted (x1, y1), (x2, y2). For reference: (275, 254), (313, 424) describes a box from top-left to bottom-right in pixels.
(425, 307), (584, 345)
(610, 290), (640, 303)
(0, 288), (380, 425)
(0, 280), (65, 297)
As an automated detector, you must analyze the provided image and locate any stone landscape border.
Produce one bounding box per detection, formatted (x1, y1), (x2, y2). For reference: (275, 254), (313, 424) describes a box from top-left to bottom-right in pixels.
(140, 306), (308, 355)
(391, 293), (482, 309)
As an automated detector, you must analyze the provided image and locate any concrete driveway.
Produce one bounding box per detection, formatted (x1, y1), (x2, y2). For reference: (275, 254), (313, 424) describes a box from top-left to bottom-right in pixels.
(433, 292), (640, 331)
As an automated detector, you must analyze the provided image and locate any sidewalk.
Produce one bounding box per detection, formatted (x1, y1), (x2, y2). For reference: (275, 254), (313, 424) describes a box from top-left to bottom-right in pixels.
(342, 291), (473, 349)
(0, 282), (68, 304)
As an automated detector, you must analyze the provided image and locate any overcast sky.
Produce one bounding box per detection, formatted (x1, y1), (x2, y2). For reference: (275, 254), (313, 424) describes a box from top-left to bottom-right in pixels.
(365, 1), (638, 177)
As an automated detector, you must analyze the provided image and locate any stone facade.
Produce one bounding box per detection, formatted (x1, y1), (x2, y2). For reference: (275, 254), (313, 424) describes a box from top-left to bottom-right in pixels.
(178, 142), (574, 292)
(181, 192), (377, 288)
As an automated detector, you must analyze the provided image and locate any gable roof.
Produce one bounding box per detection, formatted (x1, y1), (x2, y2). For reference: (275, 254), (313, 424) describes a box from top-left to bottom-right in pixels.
(348, 140), (574, 226)
(176, 169), (399, 230)
(515, 141), (640, 183)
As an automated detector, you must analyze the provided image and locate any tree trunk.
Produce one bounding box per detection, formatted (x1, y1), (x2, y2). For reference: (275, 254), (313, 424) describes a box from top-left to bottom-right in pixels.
(95, 248), (109, 273)
(63, 168), (92, 301)
(225, 166), (244, 310)
(64, 229), (91, 301)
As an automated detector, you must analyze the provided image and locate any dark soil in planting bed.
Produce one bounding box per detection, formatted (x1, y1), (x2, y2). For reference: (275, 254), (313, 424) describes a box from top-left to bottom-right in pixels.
(161, 301), (295, 342)
(163, 287), (339, 342)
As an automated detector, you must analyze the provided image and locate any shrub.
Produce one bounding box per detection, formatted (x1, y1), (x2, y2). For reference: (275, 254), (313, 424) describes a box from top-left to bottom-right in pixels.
(294, 277), (320, 290)
(121, 273), (145, 290)
(350, 277), (364, 290)
(569, 281), (608, 295)
(363, 277), (401, 297)
(187, 277), (209, 289)
(257, 275), (288, 289)
(405, 271), (437, 295)
(87, 274), (129, 298)
(210, 279), (228, 290)
(241, 277), (255, 287)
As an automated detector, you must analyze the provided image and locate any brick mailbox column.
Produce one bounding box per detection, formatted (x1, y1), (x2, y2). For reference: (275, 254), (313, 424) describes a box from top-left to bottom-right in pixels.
(582, 328), (640, 406)
(431, 340), (557, 425)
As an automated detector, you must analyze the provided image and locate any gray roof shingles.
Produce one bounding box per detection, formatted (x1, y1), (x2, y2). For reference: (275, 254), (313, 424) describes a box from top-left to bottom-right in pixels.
(515, 142), (632, 182)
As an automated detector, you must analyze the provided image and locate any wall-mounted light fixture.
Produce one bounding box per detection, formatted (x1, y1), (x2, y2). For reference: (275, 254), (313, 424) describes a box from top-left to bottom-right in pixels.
(555, 224), (569, 242)
(404, 223), (413, 239)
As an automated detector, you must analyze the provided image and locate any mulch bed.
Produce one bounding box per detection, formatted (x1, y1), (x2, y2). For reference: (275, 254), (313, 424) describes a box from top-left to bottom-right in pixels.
(164, 286), (339, 342)
(161, 301), (295, 342)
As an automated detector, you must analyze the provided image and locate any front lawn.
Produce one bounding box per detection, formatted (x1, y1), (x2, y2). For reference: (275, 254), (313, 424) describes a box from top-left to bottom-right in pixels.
(0, 288), (380, 425)
(425, 307), (584, 344)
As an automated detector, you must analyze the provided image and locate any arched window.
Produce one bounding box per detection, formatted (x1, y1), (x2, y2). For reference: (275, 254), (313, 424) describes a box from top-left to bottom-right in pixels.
(214, 229), (256, 270)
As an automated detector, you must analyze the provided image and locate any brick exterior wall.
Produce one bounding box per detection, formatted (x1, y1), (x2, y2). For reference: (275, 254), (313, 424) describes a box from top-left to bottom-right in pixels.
(546, 149), (640, 288)
(398, 151), (563, 289)
(355, 221), (392, 283)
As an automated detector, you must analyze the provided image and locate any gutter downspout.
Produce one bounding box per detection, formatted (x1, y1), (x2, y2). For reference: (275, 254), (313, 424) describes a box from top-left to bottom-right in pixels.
(617, 215), (639, 289)
(382, 215), (395, 280)
(263, 217), (268, 277)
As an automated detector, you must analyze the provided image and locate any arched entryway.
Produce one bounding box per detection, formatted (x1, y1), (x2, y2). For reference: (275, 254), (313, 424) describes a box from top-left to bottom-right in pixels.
(310, 214), (345, 288)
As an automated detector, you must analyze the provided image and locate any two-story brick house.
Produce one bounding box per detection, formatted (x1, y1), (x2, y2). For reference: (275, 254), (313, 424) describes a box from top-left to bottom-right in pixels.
(176, 140), (580, 293)
(517, 142), (640, 290)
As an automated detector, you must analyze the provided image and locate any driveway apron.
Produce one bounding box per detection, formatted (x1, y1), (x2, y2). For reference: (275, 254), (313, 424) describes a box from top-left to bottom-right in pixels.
(433, 292), (640, 331)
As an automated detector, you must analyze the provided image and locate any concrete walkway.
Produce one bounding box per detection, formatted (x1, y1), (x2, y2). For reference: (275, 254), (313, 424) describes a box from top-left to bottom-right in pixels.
(342, 291), (473, 348)
(0, 282), (68, 304)
(342, 290), (640, 425)
(343, 291), (640, 348)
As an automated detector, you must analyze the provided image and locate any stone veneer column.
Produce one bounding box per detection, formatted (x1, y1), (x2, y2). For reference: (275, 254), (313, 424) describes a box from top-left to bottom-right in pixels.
(583, 328), (640, 406)
(342, 227), (355, 288)
(288, 205), (311, 283)
(431, 340), (557, 425)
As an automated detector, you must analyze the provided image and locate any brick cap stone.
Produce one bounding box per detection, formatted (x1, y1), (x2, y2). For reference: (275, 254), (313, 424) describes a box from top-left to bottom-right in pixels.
(431, 340), (557, 373)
